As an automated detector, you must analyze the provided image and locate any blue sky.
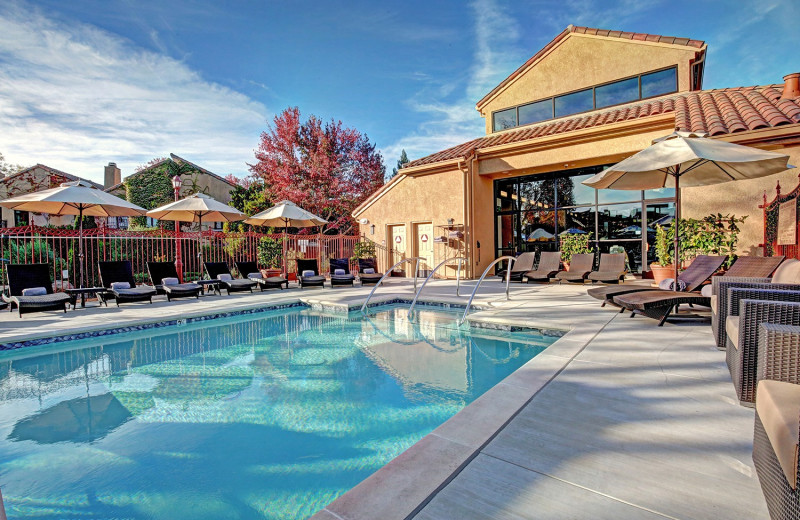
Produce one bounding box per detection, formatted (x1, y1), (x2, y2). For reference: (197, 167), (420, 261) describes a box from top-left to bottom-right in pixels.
(0, 0), (797, 184)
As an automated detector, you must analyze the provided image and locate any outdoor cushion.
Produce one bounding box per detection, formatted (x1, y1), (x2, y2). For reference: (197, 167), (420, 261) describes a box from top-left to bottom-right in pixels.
(658, 278), (687, 291)
(334, 269), (345, 275)
(302, 270), (315, 277)
(248, 272), (264, 279)
(756, 380), (800, 489)
(363, 268), (375, 274)
(331, 273), (354, 279)
(710, 294), (718, 312)
(726, 315), (740, 350)
(701, 285), (713, 298)
(21, 287), (47, 296)
(111, 282), (131, 290)
(772, 259), (800, 284)
(161, 277), (179, 286)
(218, 273), (232, 281)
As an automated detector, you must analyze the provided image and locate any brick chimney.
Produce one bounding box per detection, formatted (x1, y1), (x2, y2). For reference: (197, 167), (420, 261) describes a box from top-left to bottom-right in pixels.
(104, 162), (121, 189)
(781, 73), (800, 100)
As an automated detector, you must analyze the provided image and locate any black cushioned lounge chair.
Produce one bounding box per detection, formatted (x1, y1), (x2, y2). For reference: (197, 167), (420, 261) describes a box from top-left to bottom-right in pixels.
(587, 253), (627, 284)
(146, 261), (202, 301)
(587, 254), (726, 306)
(497, 252), (536, 282)
(98, 261), (157, 307)
(329, 258), (355, 287)
(555, 253), (595, 284)
(235, 261), (288, 291)
(358, 258), (383, 285)
(204, 262), (256, 295)
(3, 263), (70, 317)
(524, 251), (561, 283)
(296, 259), (326, 289)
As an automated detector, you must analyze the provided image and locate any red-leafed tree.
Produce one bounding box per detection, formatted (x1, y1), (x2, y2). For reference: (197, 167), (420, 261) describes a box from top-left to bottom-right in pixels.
(249, 107), (385, 234)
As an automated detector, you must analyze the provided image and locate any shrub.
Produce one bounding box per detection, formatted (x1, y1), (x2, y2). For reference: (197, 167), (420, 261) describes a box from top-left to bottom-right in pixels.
(559, 232), (593, 263)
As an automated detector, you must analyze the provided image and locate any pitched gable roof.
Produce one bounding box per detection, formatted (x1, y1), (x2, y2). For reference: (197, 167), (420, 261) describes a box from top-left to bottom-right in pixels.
(2, 164), (103, 189)
(476, 25), (706, 111)
(404, 84), (800, 170)
(104, 154), (237, 192)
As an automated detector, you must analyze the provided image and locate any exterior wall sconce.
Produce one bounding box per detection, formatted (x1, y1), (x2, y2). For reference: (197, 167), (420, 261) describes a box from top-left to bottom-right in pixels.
(447, 218), (454, 226)
(370, 224), (375, 235)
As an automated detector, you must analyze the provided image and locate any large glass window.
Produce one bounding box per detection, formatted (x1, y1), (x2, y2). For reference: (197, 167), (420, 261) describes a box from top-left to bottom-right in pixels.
(641, 68), (677, 98)
(597, 203), (642, 240)
(495, 179), (519, 212)
(492, 108), (517, 132)
(519, 178), (554, 211)
(14, 210), (28, 227)
(554, 88), (593, 118)
(518, 99), (553, 126)
(595, 77), (639, 108)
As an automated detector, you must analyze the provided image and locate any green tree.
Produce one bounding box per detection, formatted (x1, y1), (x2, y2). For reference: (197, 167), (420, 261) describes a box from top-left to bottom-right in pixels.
(391, 149), (409, 179)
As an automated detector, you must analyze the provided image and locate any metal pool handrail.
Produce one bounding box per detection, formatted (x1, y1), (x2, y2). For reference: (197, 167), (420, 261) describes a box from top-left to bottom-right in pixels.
(458, 256), (517, 326)
(360, 257), (423, 313)
(407, 256), (466, 319)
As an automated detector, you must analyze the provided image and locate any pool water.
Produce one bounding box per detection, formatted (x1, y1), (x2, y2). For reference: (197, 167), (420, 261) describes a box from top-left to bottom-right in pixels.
(0, 305), (555, 519)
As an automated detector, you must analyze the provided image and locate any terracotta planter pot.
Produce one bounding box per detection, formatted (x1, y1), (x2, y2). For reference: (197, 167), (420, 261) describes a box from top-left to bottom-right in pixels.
(649, 264), (675, 285)
(261, 268), (282, 278)
(563, 262), (570, 272)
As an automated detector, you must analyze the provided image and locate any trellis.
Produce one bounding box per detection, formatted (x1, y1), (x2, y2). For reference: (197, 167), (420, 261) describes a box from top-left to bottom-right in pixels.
(761, 173), (800, 259)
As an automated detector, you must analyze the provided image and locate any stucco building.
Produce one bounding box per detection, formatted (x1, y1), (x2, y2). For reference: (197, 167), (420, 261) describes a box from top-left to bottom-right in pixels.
(354, 25), (800, 278)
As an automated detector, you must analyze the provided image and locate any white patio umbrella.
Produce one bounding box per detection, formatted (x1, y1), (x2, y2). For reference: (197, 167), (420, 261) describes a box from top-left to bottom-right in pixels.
(583, 131), (794, 286)
(0, 180), (147, 289)
(147, 193), (247, 265)
(244, 200), (327, 275)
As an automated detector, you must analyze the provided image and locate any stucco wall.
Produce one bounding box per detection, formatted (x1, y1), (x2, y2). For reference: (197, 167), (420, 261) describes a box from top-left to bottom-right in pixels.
(0, 167), (77, 227)
(480, 34), (698, 134)
(682, 142), (800, 257)
(357, 170), (464, 275)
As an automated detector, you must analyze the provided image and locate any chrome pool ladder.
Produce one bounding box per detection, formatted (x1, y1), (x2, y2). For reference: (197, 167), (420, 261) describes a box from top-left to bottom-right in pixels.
(360, 257), (423, 313)
(407, 256), (466, 319)
(458, 256), (516, 326)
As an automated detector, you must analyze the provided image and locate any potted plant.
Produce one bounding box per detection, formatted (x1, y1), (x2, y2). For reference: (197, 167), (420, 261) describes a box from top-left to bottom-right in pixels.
(257, 236), (284, 277)
(559, 232), (593, 270)
(650, 223), (674, 284)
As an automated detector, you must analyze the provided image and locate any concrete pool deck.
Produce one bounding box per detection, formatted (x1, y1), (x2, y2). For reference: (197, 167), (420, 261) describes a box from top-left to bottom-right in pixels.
(0, 279), (768, 519)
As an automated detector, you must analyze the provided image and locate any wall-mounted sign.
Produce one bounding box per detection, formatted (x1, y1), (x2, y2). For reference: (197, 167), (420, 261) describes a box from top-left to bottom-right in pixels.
(395, 235), (402, 243)
(421, 234), (428, 242)
(778, 200), (797, 245)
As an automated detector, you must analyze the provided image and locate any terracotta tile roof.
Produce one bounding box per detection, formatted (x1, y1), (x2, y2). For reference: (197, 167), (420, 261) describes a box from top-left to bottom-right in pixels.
(477, 25), (706, 109)
(3, 164), (103, 189)
(405, 85), (800, 170)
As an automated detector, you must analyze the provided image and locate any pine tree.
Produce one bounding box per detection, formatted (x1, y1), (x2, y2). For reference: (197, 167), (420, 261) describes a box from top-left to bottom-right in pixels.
(391, 149), (409, 178)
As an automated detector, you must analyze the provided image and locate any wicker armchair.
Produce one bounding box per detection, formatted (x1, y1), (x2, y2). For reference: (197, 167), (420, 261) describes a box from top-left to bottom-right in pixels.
(726, 295), (800, 405)
(713, 258), (800, 350)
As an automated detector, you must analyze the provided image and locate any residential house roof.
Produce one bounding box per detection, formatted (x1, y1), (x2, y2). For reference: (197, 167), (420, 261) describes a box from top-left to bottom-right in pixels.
(2, 164), (104, 189)
(104, 153), (237, 193)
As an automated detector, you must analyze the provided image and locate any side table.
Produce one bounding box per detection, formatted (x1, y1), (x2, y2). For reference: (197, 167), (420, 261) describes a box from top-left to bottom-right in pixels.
(65, 287), (108, 309)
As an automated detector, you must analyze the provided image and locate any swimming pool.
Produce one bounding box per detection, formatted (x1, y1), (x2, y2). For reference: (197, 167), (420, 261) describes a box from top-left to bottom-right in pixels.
(0, 304), (556, 519)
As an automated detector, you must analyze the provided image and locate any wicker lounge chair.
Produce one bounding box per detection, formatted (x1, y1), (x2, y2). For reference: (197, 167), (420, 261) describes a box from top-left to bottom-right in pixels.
(712, 255), (790, 350)
(555, 253), (595, 284)
(98, 261), (157, 306)
(753, 380), (800, 519)
(358, 258), (383, 285)
(587, 255), (726, 306)
(497, 252), (536, 282)
(587, 253), (626, 284)
(329, 258), (356, 287)
(725, 294), (800, 405)
(296, 259), (326, 289)
(235, 261), (288, 291)
(523, 251), (561, 283)
(204, 262), (256, 295)
(146, 262), (202, 301)
(3, 263), (71, 316)
(613, 289), (712, 326)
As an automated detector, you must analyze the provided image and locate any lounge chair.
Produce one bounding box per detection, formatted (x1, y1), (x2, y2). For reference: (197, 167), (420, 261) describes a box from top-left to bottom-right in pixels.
(586, 253), (626, 284)
(555, 253), (595, 284)
(296, 259), (326, 289)
(3, 263), (71, 316)
(711, 255), (788, 350)
(204, 262), (256, 295)
(497, 252), (536, 282)
(329, 258), (356, 287)
(587, 254), (726, 306)
(358, 258), (383, 285)
(98, 261), (157, 307)
(146, 261), (202, 301)
(235, 261), (288, 291)
(523, 251), (561, 283)
(753, 380), (800, 519)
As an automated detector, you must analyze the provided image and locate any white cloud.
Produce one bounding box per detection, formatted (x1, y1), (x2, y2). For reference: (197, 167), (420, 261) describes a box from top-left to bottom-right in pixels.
(0, 2), (269, 183)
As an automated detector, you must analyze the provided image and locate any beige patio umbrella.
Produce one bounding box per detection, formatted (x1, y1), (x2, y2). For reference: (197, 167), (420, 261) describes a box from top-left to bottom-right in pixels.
(583, 131), (794, 286)
(244, 200), (327, 275)
(0, 180), (147, 289)
(147, 193), (247, 264)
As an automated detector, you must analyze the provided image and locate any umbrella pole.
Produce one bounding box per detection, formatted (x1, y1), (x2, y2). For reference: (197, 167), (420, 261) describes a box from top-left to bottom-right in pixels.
(283, 220), (288, 277)
(198, 215), (203, 270)
(78, 207), (85, 290)
(674, 172), (681, 291)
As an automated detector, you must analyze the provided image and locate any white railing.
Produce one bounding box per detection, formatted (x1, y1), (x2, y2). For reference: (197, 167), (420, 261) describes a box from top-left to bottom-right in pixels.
(360, 257), (423, 313)
(407, 257), (466, 319)
(458, 256), (517, 326)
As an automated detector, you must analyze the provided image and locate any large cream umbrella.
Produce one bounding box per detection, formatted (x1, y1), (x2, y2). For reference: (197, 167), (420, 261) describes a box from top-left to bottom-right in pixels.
(0, 180), (147, 290)
(244, 200), (327, 275)
(582, 131), (794, 286)
(147, 193), (247, 267)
